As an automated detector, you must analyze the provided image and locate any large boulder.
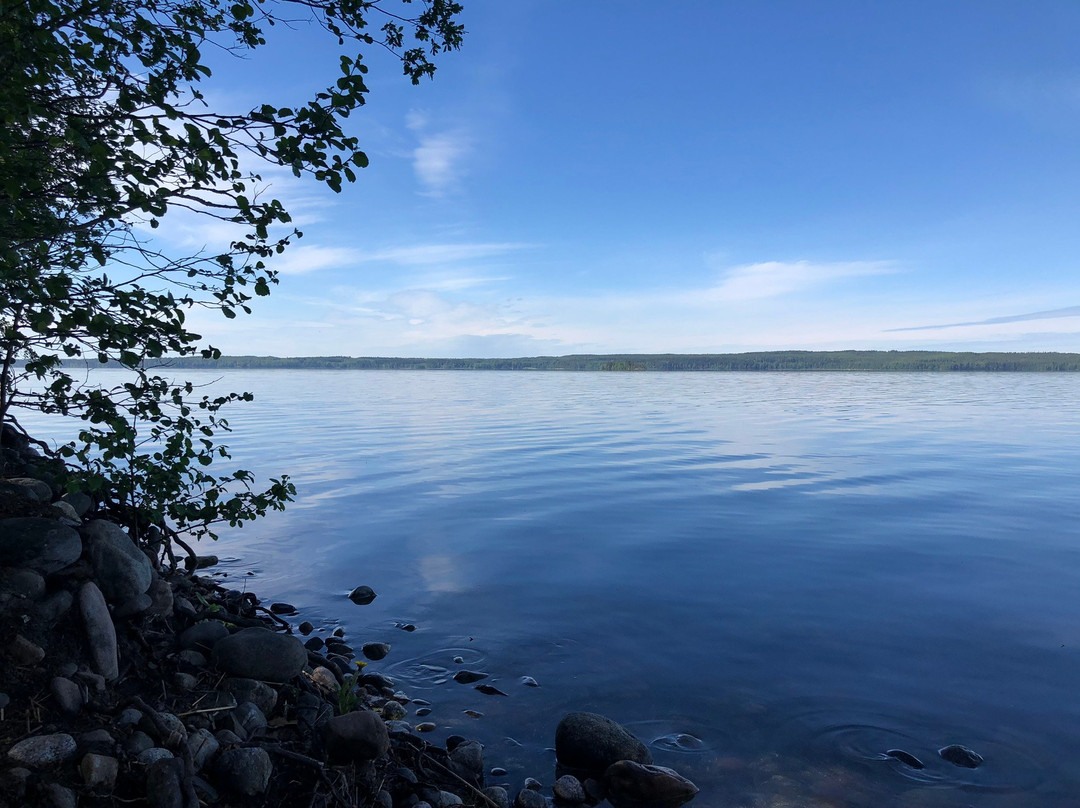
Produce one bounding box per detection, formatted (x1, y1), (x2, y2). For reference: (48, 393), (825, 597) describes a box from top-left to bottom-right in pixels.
(212, 627), (306, 682)
(0, 518), (82, 574)
(554, 712), (652, 773)
(321, 711), (390, 763)
(604, 761), (699, 807)
(81, 520), (152, 604)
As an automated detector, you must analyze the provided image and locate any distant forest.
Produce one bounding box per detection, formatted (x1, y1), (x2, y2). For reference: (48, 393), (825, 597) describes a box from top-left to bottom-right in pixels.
(134, 351), (1080, 371)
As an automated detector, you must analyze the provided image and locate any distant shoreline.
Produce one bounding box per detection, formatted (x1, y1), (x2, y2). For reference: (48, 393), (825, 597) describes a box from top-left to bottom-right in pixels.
(49, 350), (1080, 372)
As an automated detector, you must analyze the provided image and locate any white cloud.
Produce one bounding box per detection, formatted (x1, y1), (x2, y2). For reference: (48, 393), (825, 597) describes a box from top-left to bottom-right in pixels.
(704, 260), (894, 302)
(413, 131), (471, 195)
(272, 245), (360, 275)
(359, 242), (530, 265)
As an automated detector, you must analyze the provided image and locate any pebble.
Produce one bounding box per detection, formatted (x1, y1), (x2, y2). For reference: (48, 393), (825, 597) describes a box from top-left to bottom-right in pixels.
(305, 636), (325, 651)
(349, 585), (377, 605)
(603, 761), (699, 808)
(363, 642), (391, 660)
(299, 621), (314, 635)
(215, 746), (273, 795)
(50, 676), (83, 714)
(137, 747), (174, 765)
(188, 728), (220, 771)
(399, 623), (417, 631)
(554, 712), (652, 772)
(416, 722), (437, 733)
(416, 707), (433, 717)
(40, 783), (78, 808)
(146, 757), (184, 808)
(521, 676), (540, 687)
(270, 602), (297, 614)
(124, 731), (155, 756)
(453, 670), (488, 684)
(938, 744), (984, 768)
(9, 634), (45, 666)
(524, 777), (543, 791)
(179, 620), (229, 652)
(483, 787), (510, 808)
(383, 700), (408, 721)
(490, 767), (509, 777)
(7, 733), (77, 767)
(80, 753), (119, 790)
(476, 684), (508, 696)
(514, 788), (547, 808)
(212, 627), (307, 682)
(322, 711), (391, 763)
(553, 774), (585, 803)
(885, 748), (925, 769)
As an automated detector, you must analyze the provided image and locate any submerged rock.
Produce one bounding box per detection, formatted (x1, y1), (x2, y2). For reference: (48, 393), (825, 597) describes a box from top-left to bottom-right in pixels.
(453, 670), (488, 684)
(349, 585), (377, 605)
(554, 712), (652, 773)
(604, 760), (699, 808)
(363, 642), (391, 660)
(885, 749), (925, 769)
(938, 744), (983, 768)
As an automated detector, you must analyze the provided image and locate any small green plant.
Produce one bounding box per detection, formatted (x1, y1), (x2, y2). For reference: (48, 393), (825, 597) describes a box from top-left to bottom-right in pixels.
(336, 660), (367, 715)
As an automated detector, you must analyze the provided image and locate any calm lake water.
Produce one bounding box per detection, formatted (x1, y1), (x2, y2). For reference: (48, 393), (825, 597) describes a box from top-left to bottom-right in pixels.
(19, 370), (1080, 806)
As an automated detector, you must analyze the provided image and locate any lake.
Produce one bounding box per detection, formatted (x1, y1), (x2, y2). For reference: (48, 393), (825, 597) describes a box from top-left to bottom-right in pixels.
(18, 370), (1080, 806)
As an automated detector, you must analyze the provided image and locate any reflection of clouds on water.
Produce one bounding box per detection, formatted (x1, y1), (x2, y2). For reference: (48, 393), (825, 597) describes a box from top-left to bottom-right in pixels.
(418, 554), (465, 594)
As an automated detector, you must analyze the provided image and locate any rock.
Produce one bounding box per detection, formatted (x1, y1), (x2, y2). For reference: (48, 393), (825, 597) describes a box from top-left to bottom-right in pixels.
(363, 642), (391, 660)
(39, 783), (77, 808)
(0, 567), (45, 599)
(0, 518), (82, 574)
(124, 731), (154, 757)
(440, 791), (464, 806)
(116, 707), (143, 727)
(79, 581), (119, 680)
(3, 477), (52, 501)
(322, 711), (390, 763)
(270, 602), (297, 614)
(52, 500), (81, 525)
(484, 787), (510, 808)
(173, 672), (198, 691)
(885, 749), (925, 769)
(298, 620), (314, 635)
(212, 627), (307, 682)
(230, 701), (267, 739)
(184, 554), (219, 570)
(604, 761), (699, 808)
(78, 728), (116, 755)
(192, 775), (220, 803)
(553, 775), (586, 803)
(305, 636), (325, 651)
(50, 676), (83, 714)
(146, 577), (174, 617)
(141, 712), (186, 749)
(415, 722), (437, 732)
(453, 670), (488, 684)
(416, 707), (432, 717)
(138, 747), (175, 766)
(7, 733), (77, 767)
(188, 728), (220, 771)
(113, 592), (153, 617)
(74, 667), (106, 693)
(938, 744), (983, 768)
(490, 767), (508, 777)
(215, 746), (273, 795)
(450, 739), (484, 786)
(311, 666), (339, 694)
(214, 729), (244, 748)
(0, 767), (30, 801)
(382, 700), (408, 721)
(146, 757), (185, 808)
(174, 596), (197, 619)
(80, 753), (119, 790)
(521, 676), (540, 687)
(555, 712), (652, 773)
(514, 788), (547, 808)
(524, 778), (542, 791)
(8, 634), (44, 666)
(176, 649), (207, 669)
(180, 620), (230, 652)
(61, 491), (93, 517)
(33, 589), (73, 624)
(81, 519), (153, 604)
(225, 678), (278, 715)
(476, 684), (508, 696)
(349, 585), (377, 605)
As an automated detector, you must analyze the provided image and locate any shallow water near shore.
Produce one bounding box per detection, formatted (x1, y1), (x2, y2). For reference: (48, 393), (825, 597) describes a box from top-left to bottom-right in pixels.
(20, 370), (1080, 805)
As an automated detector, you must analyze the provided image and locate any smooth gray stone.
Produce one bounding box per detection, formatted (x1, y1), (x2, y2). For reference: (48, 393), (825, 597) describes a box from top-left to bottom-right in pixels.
(514, 788), (546, 808)
(230, 701), (267, 739)
(79, 581), (118, 680)
(124, 731), (154, 757)
(61, 491), (93, 517)
(348, 585), (377, 605)
(212, 627), (306, 682)
(50, 676), (83, 714)
(80, 753), (119, 790)
(40, 783), (77, 808)
(145, 757), (184, 808)
(146, 577), (174, 617)
(214, 746), (273, 795)
(179, 620), (230, 652)
(554, 712), (652, 773)
(440, 791), (464, 807)
(603, 761), (699, 808)
(173, 672), (198, 691)
(322, 711), (390, 763)
(362, 642), (390, 660)
(3, 477), (52, 501)
(51, 500), (81, 525)
(223, 678), (278, 715)
(7, 733), (77, 767)
(553, 775), (586, 803)
(938, 744), (984, 768)
(81, 519), (152, 604)
(0, 518), (81, 574)
(137, 747), (174, 765)
(78, 728), (116, 755)
(187, 728), (220, 771)
(0, 567), (45, 599)
(382, 700), (407, 721)
(113, 592), (153, 617)
(9, 634), (44, 665)
(483, 787), (510, 808)
(449, 740), (484, 786)
(177, 649), (208, 669)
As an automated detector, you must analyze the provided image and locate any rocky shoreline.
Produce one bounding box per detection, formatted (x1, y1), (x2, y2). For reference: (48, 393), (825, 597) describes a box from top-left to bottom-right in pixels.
(0, 425), (699, 808)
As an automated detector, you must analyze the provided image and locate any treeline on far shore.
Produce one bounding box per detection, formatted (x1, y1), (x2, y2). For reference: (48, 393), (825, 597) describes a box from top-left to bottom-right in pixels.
(90, 350), (1080, 371)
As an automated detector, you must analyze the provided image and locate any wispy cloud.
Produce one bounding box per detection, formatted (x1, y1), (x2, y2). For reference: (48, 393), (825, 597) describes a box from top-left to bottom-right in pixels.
(413, 131), (471, 195)
(272, 245), (360, 275)
(358, 242), (531, 265)
(704, 260), (894, 301)
(886, 305), (1080, 332)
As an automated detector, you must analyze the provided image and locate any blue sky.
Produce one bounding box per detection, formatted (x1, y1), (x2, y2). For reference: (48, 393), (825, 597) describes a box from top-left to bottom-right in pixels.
(165, 0), (1080, 356)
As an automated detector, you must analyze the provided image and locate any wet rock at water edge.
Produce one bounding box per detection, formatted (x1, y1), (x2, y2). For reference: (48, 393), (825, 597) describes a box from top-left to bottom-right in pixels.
(483, 787), (510, 808)
(885, 749), (925, 769)
(322, 711), (391, 763)
(524, 777), (542, 791)
(521, 676), (540, 687)
(514, 788), (547, 808)
(349, 585), (377, 605)
(7, 733), (78, 767)
(382, 700), (408, 721)
(476, 684), (508, 696)
(212, 627), (307, 682)
(363, 642), (391, 660)
(604, 760), (699, 808)
(554, 712), (652, 773)
(938, 744), (983, 768)
(415, 722), (437, 733)
(299, 621), (314, 635)
(305, 635), (325, 651)
(270, 602), (297, 615)
(554, 774), (586, 803)
(453, 670), (488, 684)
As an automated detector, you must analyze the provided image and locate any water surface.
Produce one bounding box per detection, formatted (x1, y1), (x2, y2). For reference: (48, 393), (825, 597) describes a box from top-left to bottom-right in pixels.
(20, 371), (1080, 806)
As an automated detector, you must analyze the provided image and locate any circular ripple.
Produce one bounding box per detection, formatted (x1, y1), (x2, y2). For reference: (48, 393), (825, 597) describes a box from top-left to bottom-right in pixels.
(766, 699), (1050, 793)
(383, 646), (488, 689)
